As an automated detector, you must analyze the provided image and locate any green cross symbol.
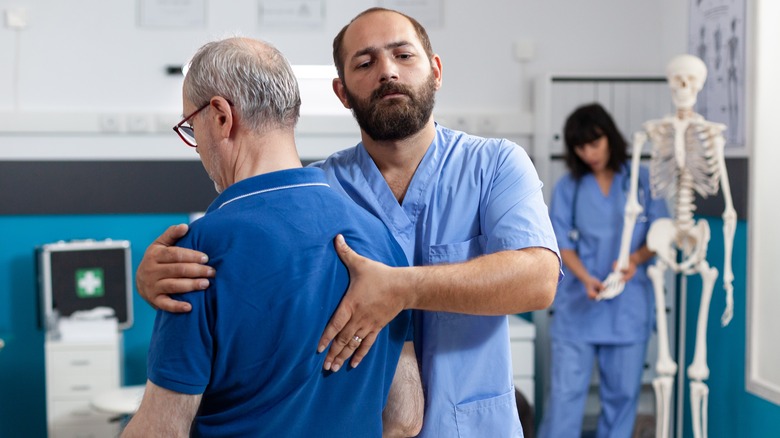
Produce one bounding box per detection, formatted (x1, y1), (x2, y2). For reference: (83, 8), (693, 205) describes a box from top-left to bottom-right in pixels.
(75, 268), (105, 298)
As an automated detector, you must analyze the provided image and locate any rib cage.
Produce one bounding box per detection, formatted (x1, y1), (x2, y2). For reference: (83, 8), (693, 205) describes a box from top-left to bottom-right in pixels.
(646, 121), (678, 200)
(645, 117), (725, 235)
(647, 118), (723, 200)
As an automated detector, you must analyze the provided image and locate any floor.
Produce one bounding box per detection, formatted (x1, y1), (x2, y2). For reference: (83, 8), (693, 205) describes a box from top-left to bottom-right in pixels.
(581, 413), (654, 438)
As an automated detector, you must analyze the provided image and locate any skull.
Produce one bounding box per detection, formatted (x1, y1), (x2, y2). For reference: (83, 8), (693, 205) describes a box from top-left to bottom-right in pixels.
(666, 54), (707, 111)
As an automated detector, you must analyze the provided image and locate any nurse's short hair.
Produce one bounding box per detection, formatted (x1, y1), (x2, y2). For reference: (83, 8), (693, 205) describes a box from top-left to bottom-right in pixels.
(332, 7), (435, 82)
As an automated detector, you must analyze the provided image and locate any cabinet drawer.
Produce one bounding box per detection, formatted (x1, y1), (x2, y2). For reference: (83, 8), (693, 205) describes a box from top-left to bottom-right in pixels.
(49, 374), (118, 398)
(510, 341), (534, 376)
(49, 423), (120, 438)
(47, 348), (116, 374)
(49, 399), (116, 425)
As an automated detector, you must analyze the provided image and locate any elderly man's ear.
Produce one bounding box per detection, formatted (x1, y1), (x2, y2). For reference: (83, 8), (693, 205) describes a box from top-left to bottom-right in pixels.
(208, 97), (234, 138)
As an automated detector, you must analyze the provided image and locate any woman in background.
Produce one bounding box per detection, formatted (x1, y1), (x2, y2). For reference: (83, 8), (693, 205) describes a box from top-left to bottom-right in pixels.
(538, 103), (668, 438)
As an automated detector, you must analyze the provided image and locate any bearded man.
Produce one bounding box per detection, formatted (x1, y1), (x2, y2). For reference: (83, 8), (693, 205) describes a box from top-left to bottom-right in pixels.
(136, 7), (561, 437)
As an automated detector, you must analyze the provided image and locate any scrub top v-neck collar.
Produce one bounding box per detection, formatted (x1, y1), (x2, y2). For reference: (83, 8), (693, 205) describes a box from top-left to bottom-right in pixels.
(353, 133), (442, 244)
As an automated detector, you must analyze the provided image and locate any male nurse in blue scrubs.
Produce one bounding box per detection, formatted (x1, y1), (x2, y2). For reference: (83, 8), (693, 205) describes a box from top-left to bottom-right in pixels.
(136, 7), (561, 437)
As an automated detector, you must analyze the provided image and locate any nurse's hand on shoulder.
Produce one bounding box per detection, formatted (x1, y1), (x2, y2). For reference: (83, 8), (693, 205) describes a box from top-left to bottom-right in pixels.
(136, 224), (215, 313)
(584, 276), (604, 300)
(318, 234), (408, 372)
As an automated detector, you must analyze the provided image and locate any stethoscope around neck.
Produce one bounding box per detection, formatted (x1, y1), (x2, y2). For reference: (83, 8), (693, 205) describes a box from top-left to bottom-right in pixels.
(567, 164), (647, 244)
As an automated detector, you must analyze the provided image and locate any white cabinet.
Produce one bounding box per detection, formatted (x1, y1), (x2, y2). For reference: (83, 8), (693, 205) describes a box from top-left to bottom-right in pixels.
(45, 335), (121, 437)
(508, 315), (536, 405)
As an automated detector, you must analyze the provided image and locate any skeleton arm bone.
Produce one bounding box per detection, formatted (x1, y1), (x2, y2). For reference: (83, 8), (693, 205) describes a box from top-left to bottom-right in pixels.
(619, 132), (647, 270)
(598, 131), (647, 300)
(714, 132), (736, 326)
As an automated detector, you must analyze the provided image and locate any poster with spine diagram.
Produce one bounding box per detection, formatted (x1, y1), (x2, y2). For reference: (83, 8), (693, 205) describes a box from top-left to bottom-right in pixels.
(688, 0), (746, 149)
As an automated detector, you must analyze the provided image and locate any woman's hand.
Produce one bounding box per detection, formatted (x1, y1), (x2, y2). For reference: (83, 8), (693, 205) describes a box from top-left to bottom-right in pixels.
(583, 276), (604, 300)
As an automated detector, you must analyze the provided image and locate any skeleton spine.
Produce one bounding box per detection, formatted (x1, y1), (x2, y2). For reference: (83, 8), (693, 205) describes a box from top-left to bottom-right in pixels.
(675, 170), (696, 233)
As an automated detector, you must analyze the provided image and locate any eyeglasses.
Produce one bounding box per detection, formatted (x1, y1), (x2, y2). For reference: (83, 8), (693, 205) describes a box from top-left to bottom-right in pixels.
(173, 103), (209, 147)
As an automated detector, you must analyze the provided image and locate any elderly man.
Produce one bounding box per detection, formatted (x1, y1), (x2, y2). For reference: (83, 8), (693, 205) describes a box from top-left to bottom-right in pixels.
(121, 37), (416, 437)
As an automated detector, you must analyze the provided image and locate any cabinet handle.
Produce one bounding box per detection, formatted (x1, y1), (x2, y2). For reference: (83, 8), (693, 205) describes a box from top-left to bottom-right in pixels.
(69, 359), (91, 366)
(70, 409), (92, 417)
(0, 338), (4, 351)
(70, 384), (91, 391)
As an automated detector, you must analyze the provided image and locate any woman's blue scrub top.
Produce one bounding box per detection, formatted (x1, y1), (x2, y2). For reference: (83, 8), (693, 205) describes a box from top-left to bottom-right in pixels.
(550, 165), (669, 344)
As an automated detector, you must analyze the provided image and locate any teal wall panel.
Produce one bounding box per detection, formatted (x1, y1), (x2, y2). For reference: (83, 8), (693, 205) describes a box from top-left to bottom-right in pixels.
(0, 214), (189, 437)
(682, 219), (780, 437)
(3, 215), (779, 436)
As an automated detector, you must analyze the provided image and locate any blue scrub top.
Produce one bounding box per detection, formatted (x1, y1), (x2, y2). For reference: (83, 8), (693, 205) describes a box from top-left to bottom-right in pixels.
(315, 124), (560, 437)
(147, 168), (411, 437)
(549, 165), (669, 344)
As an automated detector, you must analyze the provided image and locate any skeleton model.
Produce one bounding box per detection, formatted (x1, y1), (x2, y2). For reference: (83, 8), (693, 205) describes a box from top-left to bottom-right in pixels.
(600, 54), (737, 438)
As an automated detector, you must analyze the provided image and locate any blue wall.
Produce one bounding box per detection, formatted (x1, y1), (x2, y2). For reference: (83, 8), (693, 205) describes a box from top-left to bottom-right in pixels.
(683, 218), (780, 437)
(0, 214), (189, 437)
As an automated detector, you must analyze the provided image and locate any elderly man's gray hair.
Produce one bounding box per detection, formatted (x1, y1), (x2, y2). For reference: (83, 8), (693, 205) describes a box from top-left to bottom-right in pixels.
(184, 37), (301, 131)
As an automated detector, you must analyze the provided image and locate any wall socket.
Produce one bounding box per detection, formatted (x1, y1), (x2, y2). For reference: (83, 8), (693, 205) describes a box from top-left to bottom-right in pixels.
(5, 8), (28, 30)
(98, 114), (121, 133)
(126, 114), (152, 133)
(513, 39), (535, 62)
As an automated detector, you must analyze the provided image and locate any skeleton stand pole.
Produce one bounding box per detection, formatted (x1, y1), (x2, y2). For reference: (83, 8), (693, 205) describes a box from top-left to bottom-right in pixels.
(675, 275), (687, 438)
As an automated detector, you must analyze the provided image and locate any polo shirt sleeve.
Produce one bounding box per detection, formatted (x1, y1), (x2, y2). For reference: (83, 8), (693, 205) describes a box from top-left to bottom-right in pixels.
(146, 233), (213, 396)
(483, 142), (560, 260)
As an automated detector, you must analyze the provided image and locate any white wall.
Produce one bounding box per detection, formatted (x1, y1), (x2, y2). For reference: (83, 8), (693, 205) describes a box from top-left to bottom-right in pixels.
(0, 0), (688, 159)
(747, 0), (780, 406)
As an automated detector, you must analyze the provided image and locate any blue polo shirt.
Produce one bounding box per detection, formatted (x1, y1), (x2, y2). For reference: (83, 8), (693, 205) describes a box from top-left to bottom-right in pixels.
(147, 168), (411, 437)
(314, 124), (560, 438)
